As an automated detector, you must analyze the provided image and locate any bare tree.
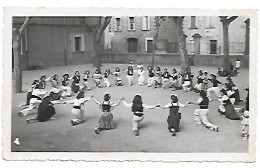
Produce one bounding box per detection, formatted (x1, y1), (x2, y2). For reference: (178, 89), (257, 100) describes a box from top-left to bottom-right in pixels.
(13, 17), (30, 93)
(219, 16), (238, 75)
(81, 17), (111, 71)
(170, 16), (191, 74)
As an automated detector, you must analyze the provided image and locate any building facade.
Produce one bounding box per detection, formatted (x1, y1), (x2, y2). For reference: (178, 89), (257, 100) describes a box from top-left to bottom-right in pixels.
(13, 17), (97, 70)
(103, 16), (248, 55)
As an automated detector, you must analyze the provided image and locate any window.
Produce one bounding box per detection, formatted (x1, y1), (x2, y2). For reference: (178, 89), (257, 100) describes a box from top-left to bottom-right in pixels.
(128, 17), (135, 31)
(127, 38), (138, 53)
(210, 40), (217, 54)
(115, 18), (122, 31)
(190, 16), (197, 29)
(73, 34), (84, 52)
(142, 16), (150, 30)
(207, 16), (216, 29)
(145, 38), (153, 53)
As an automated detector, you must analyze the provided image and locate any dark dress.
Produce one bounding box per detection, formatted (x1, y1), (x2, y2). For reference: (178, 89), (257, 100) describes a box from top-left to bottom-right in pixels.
(223, 98), (240, 120)
(49, 91), (63, 100)
(71, 75), (80, 93)
(167, 103), (181, 132)
(26, 92), (32, 105)
(37, 97), (56, 122)
(98, 101), (114, 129)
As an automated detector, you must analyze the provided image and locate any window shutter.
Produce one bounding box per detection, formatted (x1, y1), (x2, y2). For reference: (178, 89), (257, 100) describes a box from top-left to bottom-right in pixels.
(128, 17), (130, 30)
(142, 16), (146, 30)
(133, 17), (135, 30)
(82, 35), (85, 51)
(72, 35), (75, 52)
(115, 18), (117, 31)
(147, 16), (150, 30)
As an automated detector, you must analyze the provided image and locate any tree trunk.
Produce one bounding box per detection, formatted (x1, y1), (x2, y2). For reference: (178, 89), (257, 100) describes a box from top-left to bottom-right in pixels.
(13, 35), (22, 93)
(222, 22), (230, 72)
(92, 36), (102, 71)
(173, 17), (191, 74)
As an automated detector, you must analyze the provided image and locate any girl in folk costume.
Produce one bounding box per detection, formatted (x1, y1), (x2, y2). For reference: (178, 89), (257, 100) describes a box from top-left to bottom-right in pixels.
(129, 60), (134, 68)
(26, 96), (64, 123)
(241, 110), (249, 140)
(137, 67), (146, 86)
(170, 68), (182, 91)
(60, 73), (72, 97)
(92, 69), (102, 89)
(19, 80), (48, 117)
(103, 68), (111, 87)
(48, 74), (63, 100)
(193, 70), (204, 93)
(93, 93), (122, 134)
(188, 90), (219, 132)
(229, 85), (242, 105)
(65, 91), (93, 126)
(182, 70), (192, 92)
(18, 79), (39, 110)
(82, 70), (91, 90)
(161, 94), (188, 136)
(112, 66), (122, 86)
(218, 89), (241, 120)
(162, 68), (171, 89)
(137, 62), (143, 70)
(154, 65), (162, 88)
(201, 71), (209, 91)
(207, 73), (222, 98)
(125, 65), (134, 86)
(147, 66), (155, 87)
(39, 75), (48, 90)
(122, 94), (160, 136)
(71, 70), (81, 93)
(235, 57), (241, 73)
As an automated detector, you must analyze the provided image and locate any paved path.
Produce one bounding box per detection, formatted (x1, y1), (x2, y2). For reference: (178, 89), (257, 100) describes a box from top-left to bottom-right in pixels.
(11, 64), (249, 152)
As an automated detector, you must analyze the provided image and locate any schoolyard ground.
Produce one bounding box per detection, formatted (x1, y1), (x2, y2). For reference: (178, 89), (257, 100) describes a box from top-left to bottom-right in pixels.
(11, 63), (249, 152)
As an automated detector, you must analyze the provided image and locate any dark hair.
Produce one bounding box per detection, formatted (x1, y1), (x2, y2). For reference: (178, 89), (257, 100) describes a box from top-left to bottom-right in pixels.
(200, 90), (207, 98)
(132, 95), (143, 111)
(104, 93), (111, 101)
(53, 74), (58, 80)
(40, 75), (46, 80)
(171, 95), (178, 103)
(75, 71), (80, 75)
(63, 73), (69, 78)
(220, 89), (227, 95)
(85, 70), (90, 74)
(147, 66), (152, 70)
(172, 68), (177, 73)
(76, 91), (85, 99)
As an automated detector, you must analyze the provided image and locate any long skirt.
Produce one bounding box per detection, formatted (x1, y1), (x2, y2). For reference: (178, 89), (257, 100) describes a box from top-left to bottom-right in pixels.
(49, 90), (63, 100)
(71, 81), (80, 93)
(224, 104), (240, 120)
(26, 92), (32, 105)
(98, 112), (114, 129)
(37, 106), (56, 122)
(167, 112), (181, 132)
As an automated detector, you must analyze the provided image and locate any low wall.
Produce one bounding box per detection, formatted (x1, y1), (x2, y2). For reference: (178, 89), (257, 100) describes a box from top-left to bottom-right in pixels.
(101, 52), (249, 68)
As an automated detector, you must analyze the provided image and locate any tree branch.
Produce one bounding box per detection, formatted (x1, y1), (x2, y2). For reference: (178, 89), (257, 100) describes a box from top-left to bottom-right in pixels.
(18, 17), (30, 35)
(81, 17), (93, 33)
(96, 16), (111, 41)
(94, 17), (102, 34)
(227, 16), (238, 23)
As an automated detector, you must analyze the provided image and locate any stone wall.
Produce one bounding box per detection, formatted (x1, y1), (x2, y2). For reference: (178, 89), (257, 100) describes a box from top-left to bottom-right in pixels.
(101, 52), (249, 68)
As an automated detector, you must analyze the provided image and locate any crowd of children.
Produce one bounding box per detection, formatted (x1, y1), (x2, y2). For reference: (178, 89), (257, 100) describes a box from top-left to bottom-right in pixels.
(18, 60), (249, 140)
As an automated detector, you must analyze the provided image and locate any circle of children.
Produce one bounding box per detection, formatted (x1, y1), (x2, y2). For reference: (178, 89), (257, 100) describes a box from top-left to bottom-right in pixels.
(18, 60), (249, 140)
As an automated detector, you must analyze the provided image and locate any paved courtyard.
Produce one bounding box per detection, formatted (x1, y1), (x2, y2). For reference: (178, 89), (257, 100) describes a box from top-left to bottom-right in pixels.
(11, 63), (249, 152)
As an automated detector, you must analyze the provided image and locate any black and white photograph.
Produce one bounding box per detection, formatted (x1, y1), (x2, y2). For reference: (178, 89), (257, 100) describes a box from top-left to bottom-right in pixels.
(2, 7), (258, 162)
